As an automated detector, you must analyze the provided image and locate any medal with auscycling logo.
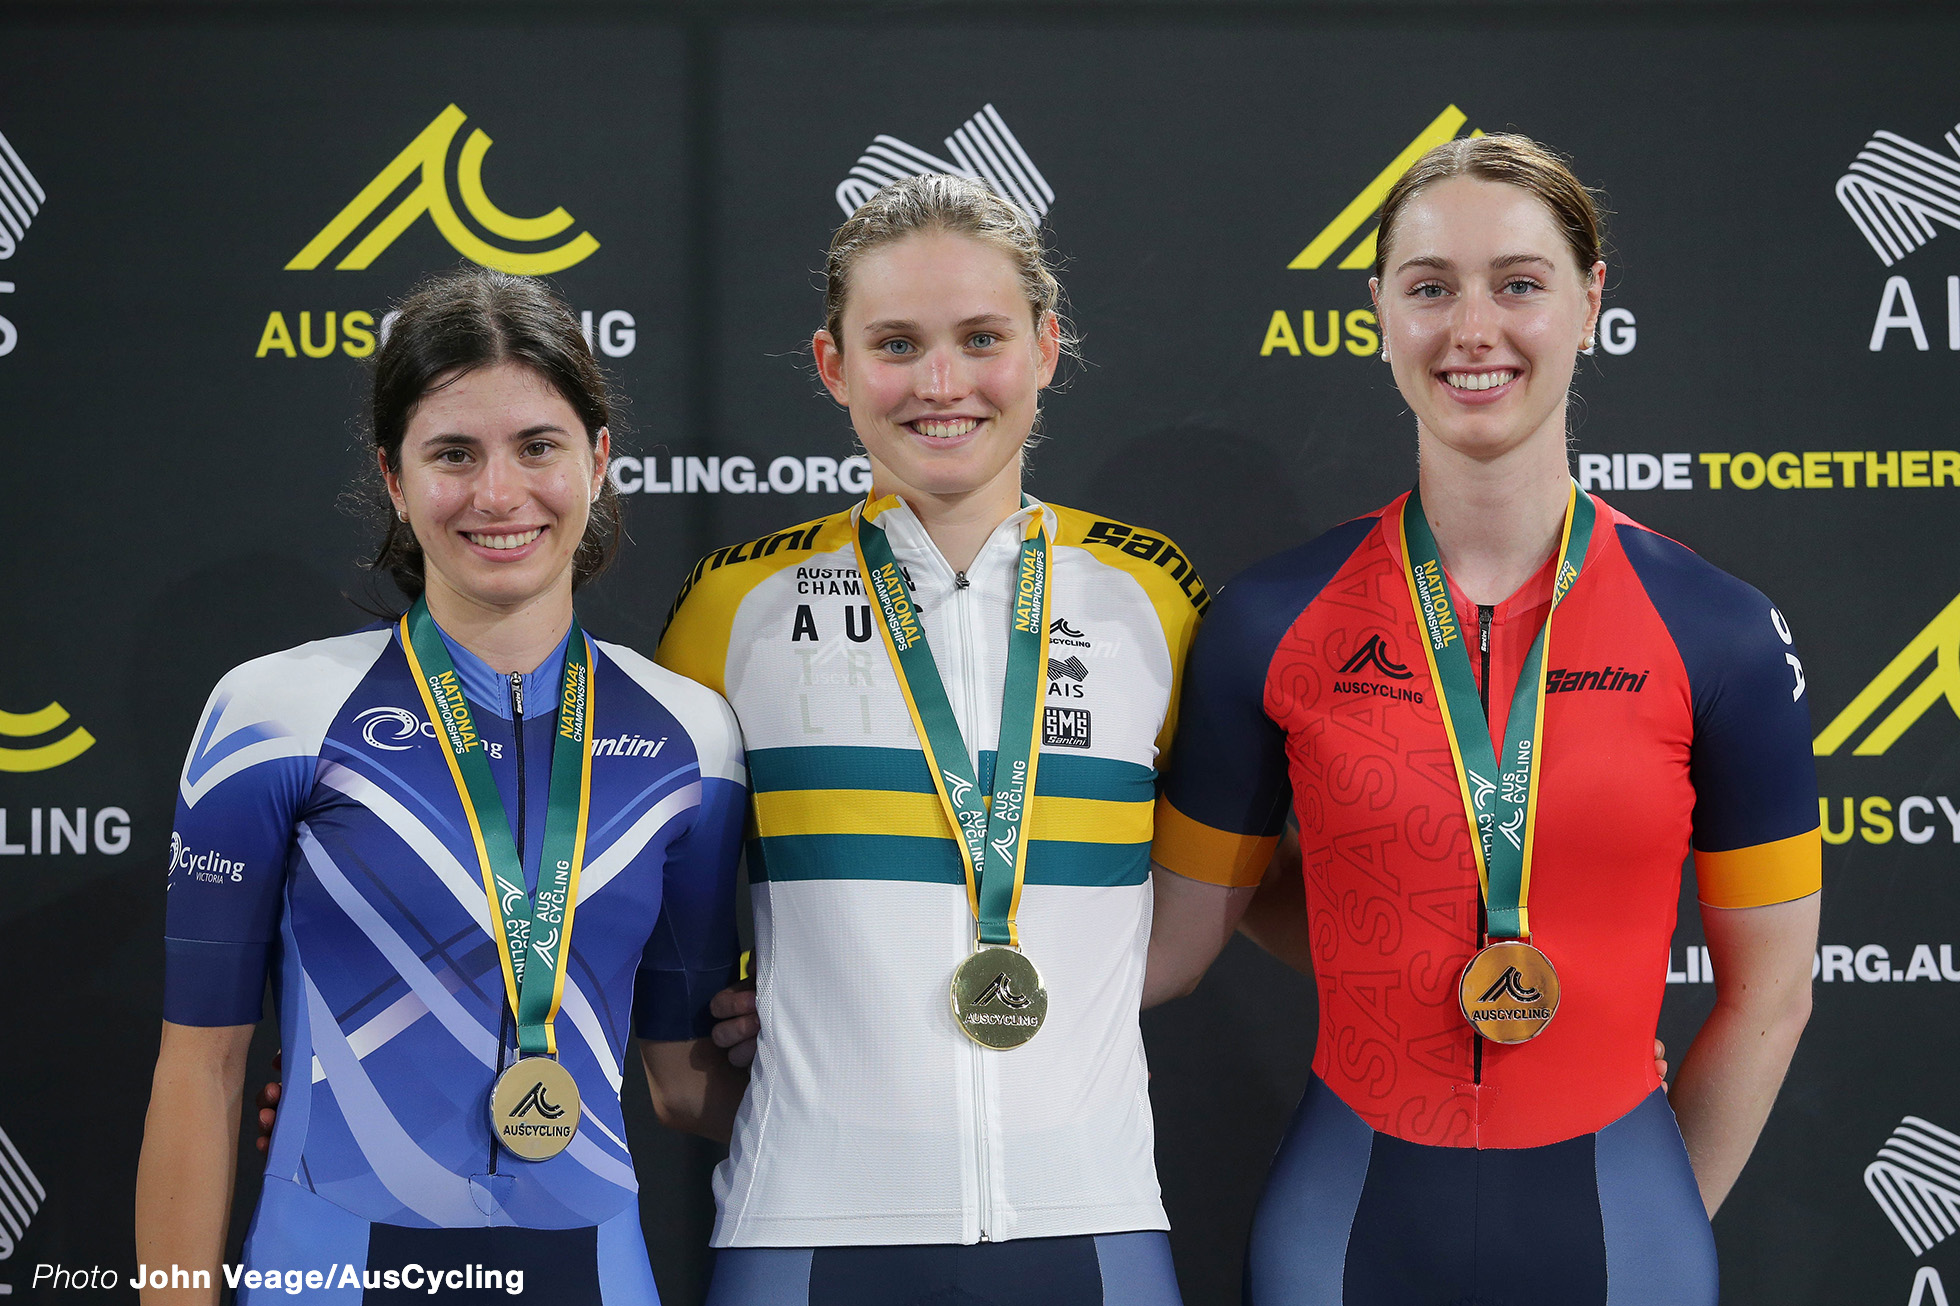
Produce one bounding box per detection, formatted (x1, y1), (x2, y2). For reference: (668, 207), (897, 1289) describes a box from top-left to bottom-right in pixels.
(400, 597), (595, 1157)
(854, 497), (1052, 1050)
(1398, 481), (1595, 1045)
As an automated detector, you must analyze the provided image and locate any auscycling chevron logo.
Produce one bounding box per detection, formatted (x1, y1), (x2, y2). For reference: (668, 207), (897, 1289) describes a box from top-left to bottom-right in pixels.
(1338, 634), (1413, 680)
(1814, 593), (1960, 756)
(835, 104), (1053, 222)
(1289, 105), (1485, 272)
(0, 701), (94, 772)
(289, 104), (598, 275)
(1837, 119), (1960, 267)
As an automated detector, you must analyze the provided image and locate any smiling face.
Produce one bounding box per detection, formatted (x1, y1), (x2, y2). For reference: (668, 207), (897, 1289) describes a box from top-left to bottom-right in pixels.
(1371, 176), (1604, 464)
(382, 360), (609, 615)
(814, 230), (1060, 505)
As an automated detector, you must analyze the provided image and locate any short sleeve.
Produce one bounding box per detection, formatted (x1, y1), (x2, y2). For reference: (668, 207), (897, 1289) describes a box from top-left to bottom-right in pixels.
(1619, 524), (1822, 909)
(164, 669), (316, 1025)
(632, 694), (747, 1041)
(1155, 518), (1377, 888)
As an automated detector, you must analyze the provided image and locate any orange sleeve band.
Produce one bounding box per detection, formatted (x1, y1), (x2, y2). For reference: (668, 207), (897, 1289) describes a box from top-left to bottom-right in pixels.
(1694, 827), (1823, 909)
(1151, 797), (1278, 889)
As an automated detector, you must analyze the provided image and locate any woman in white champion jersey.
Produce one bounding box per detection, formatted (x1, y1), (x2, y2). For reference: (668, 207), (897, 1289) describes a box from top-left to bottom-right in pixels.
(658, 175), (1203, 1306)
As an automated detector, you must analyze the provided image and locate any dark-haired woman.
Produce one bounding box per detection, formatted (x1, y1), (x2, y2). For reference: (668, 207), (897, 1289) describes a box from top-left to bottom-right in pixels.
(1146, 136), (1821, 1304)
(135, 268), (747, 1304)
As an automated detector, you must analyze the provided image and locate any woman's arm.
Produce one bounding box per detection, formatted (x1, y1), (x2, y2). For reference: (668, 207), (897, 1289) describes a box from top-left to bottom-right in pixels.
(1666, 891), (1819, 1215)
(1143, 863), (1259, 1008)
(638, 1038), (747, 1143)
(134, 1021), (255, 1305)
(1234, 826), (1311, 975)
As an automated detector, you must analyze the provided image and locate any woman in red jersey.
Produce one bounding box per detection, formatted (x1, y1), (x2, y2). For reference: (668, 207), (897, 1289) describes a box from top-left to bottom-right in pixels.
(1145, 135), (1820, 1305)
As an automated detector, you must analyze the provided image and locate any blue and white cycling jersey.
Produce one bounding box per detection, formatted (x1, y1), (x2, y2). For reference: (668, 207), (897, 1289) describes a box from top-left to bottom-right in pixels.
(164, 619), (745, 1233)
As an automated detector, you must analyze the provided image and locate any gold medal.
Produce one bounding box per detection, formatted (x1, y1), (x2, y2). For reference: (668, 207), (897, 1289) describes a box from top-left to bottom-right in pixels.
(1458, 940), (1561, 1044)
(951, 946), (1048, 1049)
(489, 1056), (582, 1160)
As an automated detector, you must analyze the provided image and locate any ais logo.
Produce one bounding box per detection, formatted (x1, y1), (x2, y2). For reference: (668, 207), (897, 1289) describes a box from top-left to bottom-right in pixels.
(1815, 593), (1960, 756)
(0, 701), (94, 772)
(290, 103), (598, 275)
(1836, 115), (1960, 352)
(835, 104), (1053, 223)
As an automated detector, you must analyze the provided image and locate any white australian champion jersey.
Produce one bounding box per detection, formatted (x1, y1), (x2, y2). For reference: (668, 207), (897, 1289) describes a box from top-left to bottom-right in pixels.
(657, 494), (1207, 1246)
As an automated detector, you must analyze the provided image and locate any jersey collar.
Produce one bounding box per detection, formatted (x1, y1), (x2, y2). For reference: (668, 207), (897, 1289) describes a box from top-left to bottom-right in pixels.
(430, 621), (573, 722)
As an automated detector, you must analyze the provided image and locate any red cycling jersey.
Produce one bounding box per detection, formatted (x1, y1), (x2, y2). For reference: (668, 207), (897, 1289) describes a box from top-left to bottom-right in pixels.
(1156, 492), (1821, 1149)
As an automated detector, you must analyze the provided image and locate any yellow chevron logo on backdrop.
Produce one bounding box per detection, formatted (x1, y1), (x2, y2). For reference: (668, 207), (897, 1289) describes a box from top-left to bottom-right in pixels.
(0, 702), (96, 772)
(287, 104), (599, 275)
(1289, 105), (1484, 271)
(1814, 592), (1960, 756)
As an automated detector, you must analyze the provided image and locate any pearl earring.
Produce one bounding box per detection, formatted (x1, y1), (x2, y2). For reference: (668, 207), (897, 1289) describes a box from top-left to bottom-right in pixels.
(1379, 345), (1390, 363)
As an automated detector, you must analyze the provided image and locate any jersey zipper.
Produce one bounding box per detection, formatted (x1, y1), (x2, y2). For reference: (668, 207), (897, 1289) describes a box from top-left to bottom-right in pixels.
(952, 557), (996, 1240)
(490, 672), (527, 1174)
(1473, 605), (1493, 1090)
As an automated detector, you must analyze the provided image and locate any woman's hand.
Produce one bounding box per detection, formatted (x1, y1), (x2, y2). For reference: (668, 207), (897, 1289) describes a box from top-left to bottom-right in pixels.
(254, 1051), (282, 1152)
(709, 981), (760, 1069)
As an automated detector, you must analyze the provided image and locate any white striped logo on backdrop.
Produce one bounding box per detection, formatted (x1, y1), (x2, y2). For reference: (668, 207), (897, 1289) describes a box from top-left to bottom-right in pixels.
(835, 104), (1055, 221)
(0, 130), (44, 261)
(1867, 1115), (1960, 1256)
(0, 1122), (44, 1263)
(1837, 121), (1960, 267)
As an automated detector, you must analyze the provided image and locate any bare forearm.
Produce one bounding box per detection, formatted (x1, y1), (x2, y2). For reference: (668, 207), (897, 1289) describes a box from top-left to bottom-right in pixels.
(1143, 864), (1256, 1008)
(1236, 827), (1312, 975)
(1668, 991), (1809, 1215)
(641, 1038), (746, 1143)
(135, 1027), (251, 1306)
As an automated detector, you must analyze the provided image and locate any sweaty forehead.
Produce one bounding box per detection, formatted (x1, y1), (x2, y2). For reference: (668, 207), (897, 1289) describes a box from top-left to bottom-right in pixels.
(1387, 177), (1576, 274)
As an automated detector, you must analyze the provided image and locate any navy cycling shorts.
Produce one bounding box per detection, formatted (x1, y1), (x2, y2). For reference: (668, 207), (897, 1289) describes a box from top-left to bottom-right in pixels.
(706, 1231), (1182, 1306)
(1247, 1077), (1717, 1305)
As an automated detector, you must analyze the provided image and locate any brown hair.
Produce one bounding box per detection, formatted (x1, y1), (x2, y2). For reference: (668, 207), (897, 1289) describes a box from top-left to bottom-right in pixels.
(1373, 133), (1606, 281)
(822, 173), (1077, 360)
(363, 265), (621, 600)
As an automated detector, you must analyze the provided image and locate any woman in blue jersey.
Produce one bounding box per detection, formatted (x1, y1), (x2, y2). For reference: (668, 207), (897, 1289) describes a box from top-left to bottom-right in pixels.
(662, 175), (1198, 1306)
(135, 268), (748, 1304)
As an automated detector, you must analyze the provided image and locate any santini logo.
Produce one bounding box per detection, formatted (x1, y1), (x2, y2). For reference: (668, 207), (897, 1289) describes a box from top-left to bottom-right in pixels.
(1477, 967), (1543, 1005)
(1866, 1115), (1960, 1256)
(1815, 592), (1960, 756)
(836, 104), (1054, 222)
(1338, 634), (1413, 680)
(1837, 120), (1960, 267)
(0, 701), (95, 772)
(974, 972), (1033, 1010)
(0, 128), (46, 261)
(290, 104), (598, 275)
(1290, 106), (1483, 271)
(509, 1080), (567, 1120)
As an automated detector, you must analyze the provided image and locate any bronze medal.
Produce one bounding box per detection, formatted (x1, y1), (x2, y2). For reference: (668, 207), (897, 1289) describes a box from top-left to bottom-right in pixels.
(489, 1056), (582, 1160)
(1458, 940), (1560, 1044)
(951, 946), (1048, 1049)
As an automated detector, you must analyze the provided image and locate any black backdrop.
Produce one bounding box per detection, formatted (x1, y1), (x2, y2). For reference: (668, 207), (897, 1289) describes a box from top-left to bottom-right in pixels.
(4, 4), (1959, 1303)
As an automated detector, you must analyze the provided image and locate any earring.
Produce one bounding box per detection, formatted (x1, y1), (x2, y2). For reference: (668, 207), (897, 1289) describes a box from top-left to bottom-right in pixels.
(1379, 345), (1391, 363)
(1581, 332), (1596, 356)
(396, 509), (407, 522)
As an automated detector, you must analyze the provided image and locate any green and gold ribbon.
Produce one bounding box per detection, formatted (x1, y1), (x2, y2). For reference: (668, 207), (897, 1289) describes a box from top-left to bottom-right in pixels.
(400, 597), (595, 1057)
(854, 499), (1050, 947)
(1398, 481), (1594, 940)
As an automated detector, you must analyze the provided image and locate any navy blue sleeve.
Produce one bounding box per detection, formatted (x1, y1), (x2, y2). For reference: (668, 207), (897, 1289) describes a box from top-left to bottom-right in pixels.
(1618, 523), (1820, 854)
(164, 671), (315, 1025)
(633, 774), (746, 1040)
(1156, 516), (1376, 885)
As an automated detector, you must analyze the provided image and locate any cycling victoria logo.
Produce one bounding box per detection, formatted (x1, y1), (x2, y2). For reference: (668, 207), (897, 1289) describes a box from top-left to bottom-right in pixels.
(169, 831), (244, 885)
(0, 124), (47, 360)
(1837, 114), (1960, 352)
(1865, 1116), (1960, 1305)
(0, 699), (130, 858)
(259, 104), (634, 363)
